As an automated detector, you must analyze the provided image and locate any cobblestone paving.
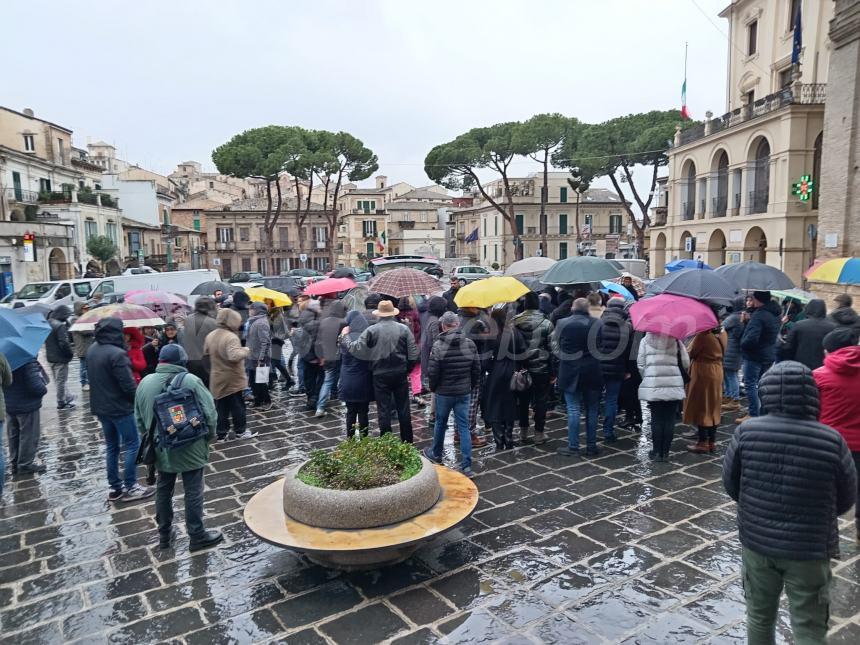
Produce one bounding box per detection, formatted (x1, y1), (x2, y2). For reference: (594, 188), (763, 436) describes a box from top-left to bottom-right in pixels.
(1, 363), (859, 644)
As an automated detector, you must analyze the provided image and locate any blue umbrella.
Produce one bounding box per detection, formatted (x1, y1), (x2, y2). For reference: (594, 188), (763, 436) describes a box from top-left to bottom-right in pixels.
(600, 281), (634, 301)
(665, 259), (713, 272)
(0, 309), (51, 370)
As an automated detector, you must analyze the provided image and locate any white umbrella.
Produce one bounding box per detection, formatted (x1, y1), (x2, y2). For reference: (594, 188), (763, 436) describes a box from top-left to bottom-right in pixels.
(505, 256), (557, 277)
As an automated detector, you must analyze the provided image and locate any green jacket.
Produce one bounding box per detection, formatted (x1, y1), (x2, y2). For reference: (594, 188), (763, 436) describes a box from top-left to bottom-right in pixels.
(134, 363), (217, 474)
(0, 353), (11, 419)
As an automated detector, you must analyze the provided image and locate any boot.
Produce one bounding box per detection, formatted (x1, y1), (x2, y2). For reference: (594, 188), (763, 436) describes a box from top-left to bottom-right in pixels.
(687, 441), (710, 454)
(707, 440), (716, 453)
(490, 424), (504, 450)
(519, 426), (534, 445)
(347, 424), (357, 439)
(189, 529), (224, 552)
(471, 432), (488, 448)
(504, 424), (515, 450)
(722, 399), (740, 412)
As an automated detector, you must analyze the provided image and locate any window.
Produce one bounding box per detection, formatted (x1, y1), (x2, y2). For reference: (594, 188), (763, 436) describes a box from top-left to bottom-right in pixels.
(55, 284), (71, 299)
(558, 213), (568, 235)
(584, 214), (593, 227)
(84, 220), (98, 240)
(789, 0), (801, 31)
(494, 217), (498, 236)
(483, 219), (487, 237)
(73, 282), (92, 297)
(216, 227), (234, 243)
(23, 134), (35, 152)
(747, 20), (757, 56)
(39, 178), (52, 194)
(57, 138), (65, 165)
(239, 227), (250, 242)
(93, 280), (115, 296)
(494, 245), (498, 262)
(559, 186), (568, 203)
(366, 242), (375, 257)
(209, 181), (214, 189)
(106, 222), (118, 243)
(515, 214), (524, 235)
(128, 231), (141, 253)
(241, 258), (251, 271)
(162, 208), (169, 225)
(278, 226), (289, 244)
(193, 218), (200, 231)
(362, 220), (377, 237)
(483, 244), (487, 259)
(609, 214), (623, 234)
(559, 242), (568, 260)
(357, 200), (376, 212)
(779, 67), (793, 89)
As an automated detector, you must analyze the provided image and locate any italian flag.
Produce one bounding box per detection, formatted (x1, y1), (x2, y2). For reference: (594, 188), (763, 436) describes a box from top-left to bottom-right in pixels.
(681, 78), (691, 120)
(376, 230), (386, 252)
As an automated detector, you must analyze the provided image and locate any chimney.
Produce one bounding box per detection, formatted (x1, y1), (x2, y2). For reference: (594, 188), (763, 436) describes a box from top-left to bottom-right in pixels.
(376, 175), (388, 189)
(22, 108), (34, 117)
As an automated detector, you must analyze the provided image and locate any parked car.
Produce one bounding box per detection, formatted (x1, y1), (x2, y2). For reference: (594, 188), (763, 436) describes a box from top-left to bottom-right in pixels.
(451, 265), (498, 285)
(122, 265), (159, 275)
(282, 268), (323, 287)
(260, 276), (301, 295)
(228, 271), (264, 283)
(9, 279), (99, 310)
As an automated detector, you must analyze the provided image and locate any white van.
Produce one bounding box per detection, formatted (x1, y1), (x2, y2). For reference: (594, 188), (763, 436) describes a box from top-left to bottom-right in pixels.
(10, 279), (100, 310)
(89, 269), (221, 300)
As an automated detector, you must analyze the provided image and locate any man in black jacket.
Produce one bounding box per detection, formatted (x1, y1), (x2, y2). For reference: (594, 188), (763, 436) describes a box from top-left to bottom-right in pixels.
(596, 297), (634, 443)
(723, 361), (857, 644)
(738, 290), (781, 421)
(45, 304), (75, 410)
(86, 318), (154, 503)
(828, 293), (860, 333)
(3, 358), (48, 475)
(424, 312), (480, 477)
(780, 299), (836, 370)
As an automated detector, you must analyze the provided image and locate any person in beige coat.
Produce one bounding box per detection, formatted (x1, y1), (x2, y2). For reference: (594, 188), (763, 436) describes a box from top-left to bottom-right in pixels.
(204, 309), (252, 440)
(684, 328), (727, 454)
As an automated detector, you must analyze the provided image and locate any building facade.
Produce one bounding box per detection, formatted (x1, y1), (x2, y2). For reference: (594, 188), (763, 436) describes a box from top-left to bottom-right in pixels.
(649, 0), (832, 283)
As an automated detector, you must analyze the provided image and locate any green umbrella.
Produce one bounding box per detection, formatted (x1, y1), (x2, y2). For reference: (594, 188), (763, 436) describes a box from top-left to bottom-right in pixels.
(540, 256), (621, 286)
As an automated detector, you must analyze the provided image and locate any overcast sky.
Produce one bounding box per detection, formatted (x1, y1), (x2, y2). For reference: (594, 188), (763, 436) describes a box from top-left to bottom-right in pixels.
(3, 0), (728, 195)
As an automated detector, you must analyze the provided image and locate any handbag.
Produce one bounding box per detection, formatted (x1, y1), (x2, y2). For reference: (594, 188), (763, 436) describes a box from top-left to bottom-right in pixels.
(676, 342), (690, 385)
(510, 369), (532, 392)
(135, 420), (157, 466)
(255, 364), (271, 384)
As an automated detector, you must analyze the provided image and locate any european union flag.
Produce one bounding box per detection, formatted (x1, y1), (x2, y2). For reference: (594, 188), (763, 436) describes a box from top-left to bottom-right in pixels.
(791, 3), (802, 65)
(464, 227), (479, 244)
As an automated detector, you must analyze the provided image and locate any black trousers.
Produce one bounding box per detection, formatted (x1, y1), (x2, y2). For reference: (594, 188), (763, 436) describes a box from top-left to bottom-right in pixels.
(697, 425), (717, 443)
(373, 371), (413, 443)
(302, 360), (324, 408)
(649, 400), (678, 457)
(156, 467), (205, 541)
(346, 402), (370, 437)
(187, 359), (210, 388)
(517, 372), (551, 434)
(216, 391), (246, 438)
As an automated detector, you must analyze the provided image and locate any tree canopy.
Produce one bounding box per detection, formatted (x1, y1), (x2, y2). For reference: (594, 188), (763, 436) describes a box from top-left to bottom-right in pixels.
(86, 235), (118, 265)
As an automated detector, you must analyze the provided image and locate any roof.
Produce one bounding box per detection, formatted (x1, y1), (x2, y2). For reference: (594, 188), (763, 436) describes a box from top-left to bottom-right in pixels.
(386, 201), (447, 211)
(346, 188), (386, 195)
(396, 188), (452, 201)
(581, 188), (623, 203)
(208, 196), (327, 212)
(120, 216), (160, 230)
(89, 141), (115, 148)
(0, 106), (72, 134)
(171, 197), (223, 211)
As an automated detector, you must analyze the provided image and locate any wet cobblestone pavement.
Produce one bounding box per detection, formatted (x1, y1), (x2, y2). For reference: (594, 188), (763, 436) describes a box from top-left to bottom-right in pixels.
(2, 363), (860, 644)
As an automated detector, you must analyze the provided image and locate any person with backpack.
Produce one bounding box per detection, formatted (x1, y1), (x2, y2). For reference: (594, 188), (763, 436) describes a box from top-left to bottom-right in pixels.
(134, 344), (222, 552)
(45, 304), (75, 410)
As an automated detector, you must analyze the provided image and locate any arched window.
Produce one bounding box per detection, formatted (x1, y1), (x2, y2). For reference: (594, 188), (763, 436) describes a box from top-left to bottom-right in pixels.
(752, 139), (770, 213)
(812, 132), (822, 210)
(683, 162), (696, 220)
(715, 151), (729, 217)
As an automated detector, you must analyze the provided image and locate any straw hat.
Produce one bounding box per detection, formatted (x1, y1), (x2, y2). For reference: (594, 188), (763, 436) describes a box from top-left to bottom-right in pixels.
(373, 300), (400, 317)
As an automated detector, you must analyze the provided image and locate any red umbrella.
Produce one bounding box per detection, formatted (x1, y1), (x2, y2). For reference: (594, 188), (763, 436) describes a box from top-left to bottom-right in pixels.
(68, 304), (166, 332)
(630, 294), (717, 339)
(303, 277), (356, 297)
(368, 268), (444, 299)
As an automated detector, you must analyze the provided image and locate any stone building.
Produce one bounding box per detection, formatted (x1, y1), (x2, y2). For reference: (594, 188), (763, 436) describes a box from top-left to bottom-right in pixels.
(648, 0), (832, 284)
(169, 161), (266, 204)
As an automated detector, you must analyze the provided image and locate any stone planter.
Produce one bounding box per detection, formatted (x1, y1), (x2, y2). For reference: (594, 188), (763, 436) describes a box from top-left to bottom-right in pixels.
(282, 456), (442, 530)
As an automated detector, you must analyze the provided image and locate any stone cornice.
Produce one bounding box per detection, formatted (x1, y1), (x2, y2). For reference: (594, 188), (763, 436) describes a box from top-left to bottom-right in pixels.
(829, 0), (860, 48)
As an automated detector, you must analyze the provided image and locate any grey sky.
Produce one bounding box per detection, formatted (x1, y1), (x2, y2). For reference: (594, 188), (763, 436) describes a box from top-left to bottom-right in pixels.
(3, 0), (728, 194)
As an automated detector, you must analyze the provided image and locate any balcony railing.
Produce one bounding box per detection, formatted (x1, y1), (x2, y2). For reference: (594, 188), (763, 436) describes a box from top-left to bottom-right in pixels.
(4, 187), (39, 203)
(678, 84), (826, 147)
(748, 190), (769, 214)
(351, 209), (386, 215)
(519, 226), (620, 238)
(214, 241), (236, 251)
(712, 196), (728, 217)
(681, 201), (695, 221)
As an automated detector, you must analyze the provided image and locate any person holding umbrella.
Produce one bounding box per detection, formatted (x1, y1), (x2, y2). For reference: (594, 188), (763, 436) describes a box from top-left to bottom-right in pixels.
(45, 304), (76, 410)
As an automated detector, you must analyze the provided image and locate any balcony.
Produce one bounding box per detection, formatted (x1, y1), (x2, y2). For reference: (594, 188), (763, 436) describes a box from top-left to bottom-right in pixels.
(678, 84), (827, 147)
(681, 201), (695, 221)
(652, 206), (668, 227)
(520, 226), (621, 239)
(395, 220), (416, 229)
(214, 241), (236, 251)
(748, 190), (769, 215)
(712, 196), (728, 218)
(351, 209), (386, 215)
(4, 187), (39, 204)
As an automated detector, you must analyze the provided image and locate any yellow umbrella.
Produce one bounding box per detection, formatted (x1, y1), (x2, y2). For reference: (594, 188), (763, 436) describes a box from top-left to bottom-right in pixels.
(244, 286), (292, 308)
(454, 276), (529, 309)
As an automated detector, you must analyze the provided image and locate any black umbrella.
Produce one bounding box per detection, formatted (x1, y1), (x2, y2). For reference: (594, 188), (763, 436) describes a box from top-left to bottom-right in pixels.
(540, 256), (622, 286)
(646, 268), (740, 306)
(330, 268), (356, 279)
(714, 261), (795, 290)
(191, 280), (238, 296)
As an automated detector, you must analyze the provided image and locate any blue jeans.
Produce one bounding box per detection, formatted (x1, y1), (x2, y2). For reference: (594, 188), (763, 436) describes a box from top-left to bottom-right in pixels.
(723, 369), (740, 400)
(79, 357), (89, 386)
(602, 379), (623, 439)
(316, 363), (339, 412)
(430, 393), (471, 470)
(99, 414), (140, 492)
(743, 360), (770, 417)
(565, 388), (600, 450)
(0, 421), (4, 497)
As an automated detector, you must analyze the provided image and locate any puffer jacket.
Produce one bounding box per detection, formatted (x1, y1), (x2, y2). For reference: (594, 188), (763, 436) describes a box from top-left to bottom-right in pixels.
(552, 310), (603, 393)
(780, 299), (836, 370)
(513, 310), (553, 375)
(85, 318), (138, 417)
(204, 309), (250, 399)
(178, 297), (218, 361)
(597, 299), (634, 381)
(637, 332), (689, 402)
(741, 299), (782, 364)
(45, 305), (74, 364)
(245, 312), (272, 367)
(347, 317), (419, 376)
(815, 345), (860, 451)
(723, 361), (857, 560)
(722, 304), (744, 372)
(420, 296), (447, 376)
(3, 359), (47, 416)
(427, 329), (480, 397)
(828, 305), (860, 333)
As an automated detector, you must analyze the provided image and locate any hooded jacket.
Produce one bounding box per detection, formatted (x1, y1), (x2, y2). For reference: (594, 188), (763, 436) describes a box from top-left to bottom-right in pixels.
(513, 309), (554, 375)
(427, 329), (480, 397)
(637, 332), (689, 402)
(316, 301), (347, 364)
(814, 345), (860, 451)
(723, 361), (857, 560)
(781, 299), (837, 370)
(740, 299), (782, 364)
(71, 301), (95, 359)
(721, 297), (746, 372)
(204, 309), (250, 399)
(420, 296), (448, 375)
(293, 301), (320, 362)
(3, 358), (47, 416)
(178, 297), (218, 361)
(828, 305), (860, 333)
(552, 310), (603, 393)
(597, 299), (635, 381)
(230, 291), (251, 340)
(124, 328), (147, 383)
(246, 310), (272, 367)
(338, 310), (374, 403)
(45, 304), (74, 364)
(85, 318), (138, 417)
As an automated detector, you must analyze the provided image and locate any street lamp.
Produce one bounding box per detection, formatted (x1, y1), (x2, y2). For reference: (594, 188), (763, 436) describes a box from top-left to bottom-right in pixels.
(567, 166), (590, 256)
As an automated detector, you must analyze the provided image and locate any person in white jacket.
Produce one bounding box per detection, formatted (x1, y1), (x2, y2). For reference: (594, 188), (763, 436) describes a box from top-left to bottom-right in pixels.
(637, 332), (690, 462)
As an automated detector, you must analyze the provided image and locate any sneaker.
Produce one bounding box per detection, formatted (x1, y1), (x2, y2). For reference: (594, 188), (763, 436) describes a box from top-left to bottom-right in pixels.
(288, 388), (306, 397)
(235, 430), (258, 440)
(585, 447), (601, 458)
(120, 484), (155, 502)
(556, 446), (579, 457)
(422, 447), (442, 465)
(533, 432), (548, 445)
(314, 409), (326, 418)
(57, 401), (76, 410)
(81, 384), (90, 392)
(256, 403), (273, 412)
(107, 488), (124, 502)
(460, 467), (476, 479)
(411, 396), (426, 408)
(603, 435), (618, 444)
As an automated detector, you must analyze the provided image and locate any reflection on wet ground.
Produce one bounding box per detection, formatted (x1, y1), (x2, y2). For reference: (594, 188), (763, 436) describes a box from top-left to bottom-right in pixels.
(1, 359), (859, 643)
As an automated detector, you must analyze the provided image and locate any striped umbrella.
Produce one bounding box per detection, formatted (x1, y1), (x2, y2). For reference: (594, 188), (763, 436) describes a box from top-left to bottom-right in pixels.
(368, 268), (444, 298)
(804, 257), (860, 285)
(69, 304), (165, 332)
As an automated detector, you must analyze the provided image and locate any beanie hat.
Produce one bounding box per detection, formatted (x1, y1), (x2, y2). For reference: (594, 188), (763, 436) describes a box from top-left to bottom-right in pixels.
(250, 301), (268, 314)
(823, 327), (860, 353)
(752, 290), (771, 304)
(158, 344), (188, 365)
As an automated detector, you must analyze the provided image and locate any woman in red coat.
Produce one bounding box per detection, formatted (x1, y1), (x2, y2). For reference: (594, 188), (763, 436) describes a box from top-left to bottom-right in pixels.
(124, 328), (148, 384)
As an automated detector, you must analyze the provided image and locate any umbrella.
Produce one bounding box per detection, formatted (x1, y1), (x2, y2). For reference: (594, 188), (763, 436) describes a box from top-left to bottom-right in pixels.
(804, 257), (860, 285)
(191, 280), (238, 296)
(244, 286), (293, 308)
(646, 268), (740, 306)
(303, 277), (356, 297)
(454, 276), (530, 309)
(715, 261), (794, 290)
(665, 259), (713, 272)
(330, 268), (357, 279)
(540, 256), (621, 286)
(610, 274), (645, 297)
(368, 268), (443, 299)
(522, 278), (548, 292)
(0, 309), (51, 370)
(68, 304), (165, 332)
(505, 256), (557, 277)
(630, 294), (718, 340)
(13, 302), (52, 318)
(600, 281), (635, 301)
(125, 290), (189, 308)
(770, 288), (815, 304)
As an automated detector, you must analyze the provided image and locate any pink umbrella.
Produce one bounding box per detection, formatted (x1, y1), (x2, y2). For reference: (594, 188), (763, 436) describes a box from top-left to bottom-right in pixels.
(303, 277), (356, 297)
(630, 294), (718, 339)
(125, 290), (189, 308)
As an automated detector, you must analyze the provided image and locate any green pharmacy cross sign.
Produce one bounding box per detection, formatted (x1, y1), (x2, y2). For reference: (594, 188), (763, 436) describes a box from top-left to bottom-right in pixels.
(792, 174), (814, 202)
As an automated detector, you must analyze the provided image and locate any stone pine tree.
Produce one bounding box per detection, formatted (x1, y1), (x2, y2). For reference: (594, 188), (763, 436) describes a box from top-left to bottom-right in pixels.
(425, 122), (523, 265)
(212, 125), (303, 275)
(86, 235), (118, 273)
